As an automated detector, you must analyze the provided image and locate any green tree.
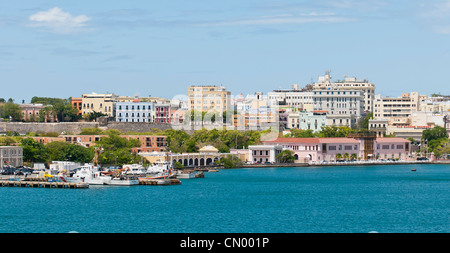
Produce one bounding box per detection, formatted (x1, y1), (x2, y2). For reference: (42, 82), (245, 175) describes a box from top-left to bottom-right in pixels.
(80, 127), (105, 135)
(174, 161), (184, 169)
(285, 128), (316, 138)
(422, 126), (448, 142)
(356, 112), (373, 130)
(94, 131), (141, 166)
(45, 141), (94, 163)
(0, 102), (22, 121)
(85, 111), (108, 122)
(317, 126), (354, 138)
(31, 96), (80, 122)
(219, 155), (243, 168)
(276, 150), (295, 163)
(20, 138), (48, 163)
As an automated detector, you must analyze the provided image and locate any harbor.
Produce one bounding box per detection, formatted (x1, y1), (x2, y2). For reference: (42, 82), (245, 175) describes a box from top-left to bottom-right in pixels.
(1, 163), (450, 233)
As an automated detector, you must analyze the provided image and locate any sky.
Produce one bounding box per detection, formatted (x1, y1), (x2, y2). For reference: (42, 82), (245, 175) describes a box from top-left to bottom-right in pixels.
(1, 0), (450, 103)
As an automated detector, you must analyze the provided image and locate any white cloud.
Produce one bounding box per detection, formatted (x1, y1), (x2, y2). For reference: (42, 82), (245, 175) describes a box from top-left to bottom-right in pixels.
(29, 7), (91, 34)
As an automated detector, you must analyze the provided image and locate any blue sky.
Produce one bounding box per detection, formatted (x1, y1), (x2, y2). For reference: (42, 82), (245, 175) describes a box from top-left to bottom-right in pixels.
(1, 0), (450, 103)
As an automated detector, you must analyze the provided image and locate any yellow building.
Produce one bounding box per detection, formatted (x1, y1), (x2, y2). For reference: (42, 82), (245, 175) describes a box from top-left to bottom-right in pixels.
(81, 93), (117, 117)
(188, 85), (231, 113)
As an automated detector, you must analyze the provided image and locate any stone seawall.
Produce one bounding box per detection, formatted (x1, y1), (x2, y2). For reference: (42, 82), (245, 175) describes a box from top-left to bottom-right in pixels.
(0, 122), (173, 134)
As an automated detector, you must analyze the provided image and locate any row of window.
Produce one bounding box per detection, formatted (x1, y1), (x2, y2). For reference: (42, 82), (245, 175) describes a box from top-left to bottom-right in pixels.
(314, 91), (361, 95)
(118, 105), (153, 110)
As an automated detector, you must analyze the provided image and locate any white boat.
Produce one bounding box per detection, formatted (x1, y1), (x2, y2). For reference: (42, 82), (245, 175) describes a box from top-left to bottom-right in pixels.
(175, 170), (197, 179)
(106, 177), (139, 186)
(140, 161), (173, 180)
(64, 164), (111, 185)
(122, 164), (147, 176)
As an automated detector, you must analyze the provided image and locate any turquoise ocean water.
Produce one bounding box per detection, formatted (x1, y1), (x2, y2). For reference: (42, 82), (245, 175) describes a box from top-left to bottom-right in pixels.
(1, 164), (449, 233)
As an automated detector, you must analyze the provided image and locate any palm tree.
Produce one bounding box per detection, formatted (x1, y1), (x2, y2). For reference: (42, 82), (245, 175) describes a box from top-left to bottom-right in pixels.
(343, 153), (349, 161)
(350, 153), (357, 161)
(335, 153), (342, 161)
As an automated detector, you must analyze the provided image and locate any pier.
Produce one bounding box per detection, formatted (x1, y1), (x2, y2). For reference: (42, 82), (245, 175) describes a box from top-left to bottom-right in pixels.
(138, 178), (181, 186)
(0, 179), (89, 189)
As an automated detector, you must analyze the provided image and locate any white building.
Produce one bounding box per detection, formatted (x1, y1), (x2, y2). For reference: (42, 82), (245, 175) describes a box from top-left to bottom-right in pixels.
(116, 100), (155, 122)
(312, 89), (364, 128)
(268, 84), (313, 111)
(312, 71), (376, 113)
(248, 145), (283, 164)
(0, 146), (23, 167)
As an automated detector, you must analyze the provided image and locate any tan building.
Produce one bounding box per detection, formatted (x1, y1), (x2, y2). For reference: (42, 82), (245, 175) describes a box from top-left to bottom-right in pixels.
(373, 92), (419, 126)
(188, 85), (231, 113)
(81, 93), (117, 117)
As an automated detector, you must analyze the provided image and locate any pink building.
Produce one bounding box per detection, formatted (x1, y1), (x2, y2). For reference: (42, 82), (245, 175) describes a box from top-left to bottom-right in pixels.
(262, 137), (411, 163)
(19, 103), (44, 121)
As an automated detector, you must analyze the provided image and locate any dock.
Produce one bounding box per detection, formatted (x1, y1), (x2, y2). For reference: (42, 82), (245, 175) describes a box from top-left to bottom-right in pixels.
(0, 179), (89, 189)
(138, 178), (181, 186)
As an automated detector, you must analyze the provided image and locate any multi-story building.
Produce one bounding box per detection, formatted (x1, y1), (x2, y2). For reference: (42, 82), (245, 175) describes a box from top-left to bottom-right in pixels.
(0, 146), (23, 167)
(297, 111), (327, 132)
(115, 100), (154, 123)
(234, 97), (278, 130)
(368, 119), (388, 137)
(268, 84), (314, 111)
(248, 145), (283, 164)
(116, 96), (169, 104)
(312, 71), (375, 113)
(81, 93), (117, 117)
(312, 89), (364, 128)
(373, 92), (419, 126)
(19, 103), (45, 121)
(188, 85), (231, 113)
(154, 103), (170, 123)
(262, 136), (411, 162)
(63, 134), (167, 152)
(71, 97), (83, 116)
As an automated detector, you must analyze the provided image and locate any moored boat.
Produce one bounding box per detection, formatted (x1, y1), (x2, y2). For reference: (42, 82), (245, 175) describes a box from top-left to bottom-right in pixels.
(139, 161), (173, 180)
(64, 164), (111, 185)
(175, 170), (197, 179)
(106, 176), (139, 186)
